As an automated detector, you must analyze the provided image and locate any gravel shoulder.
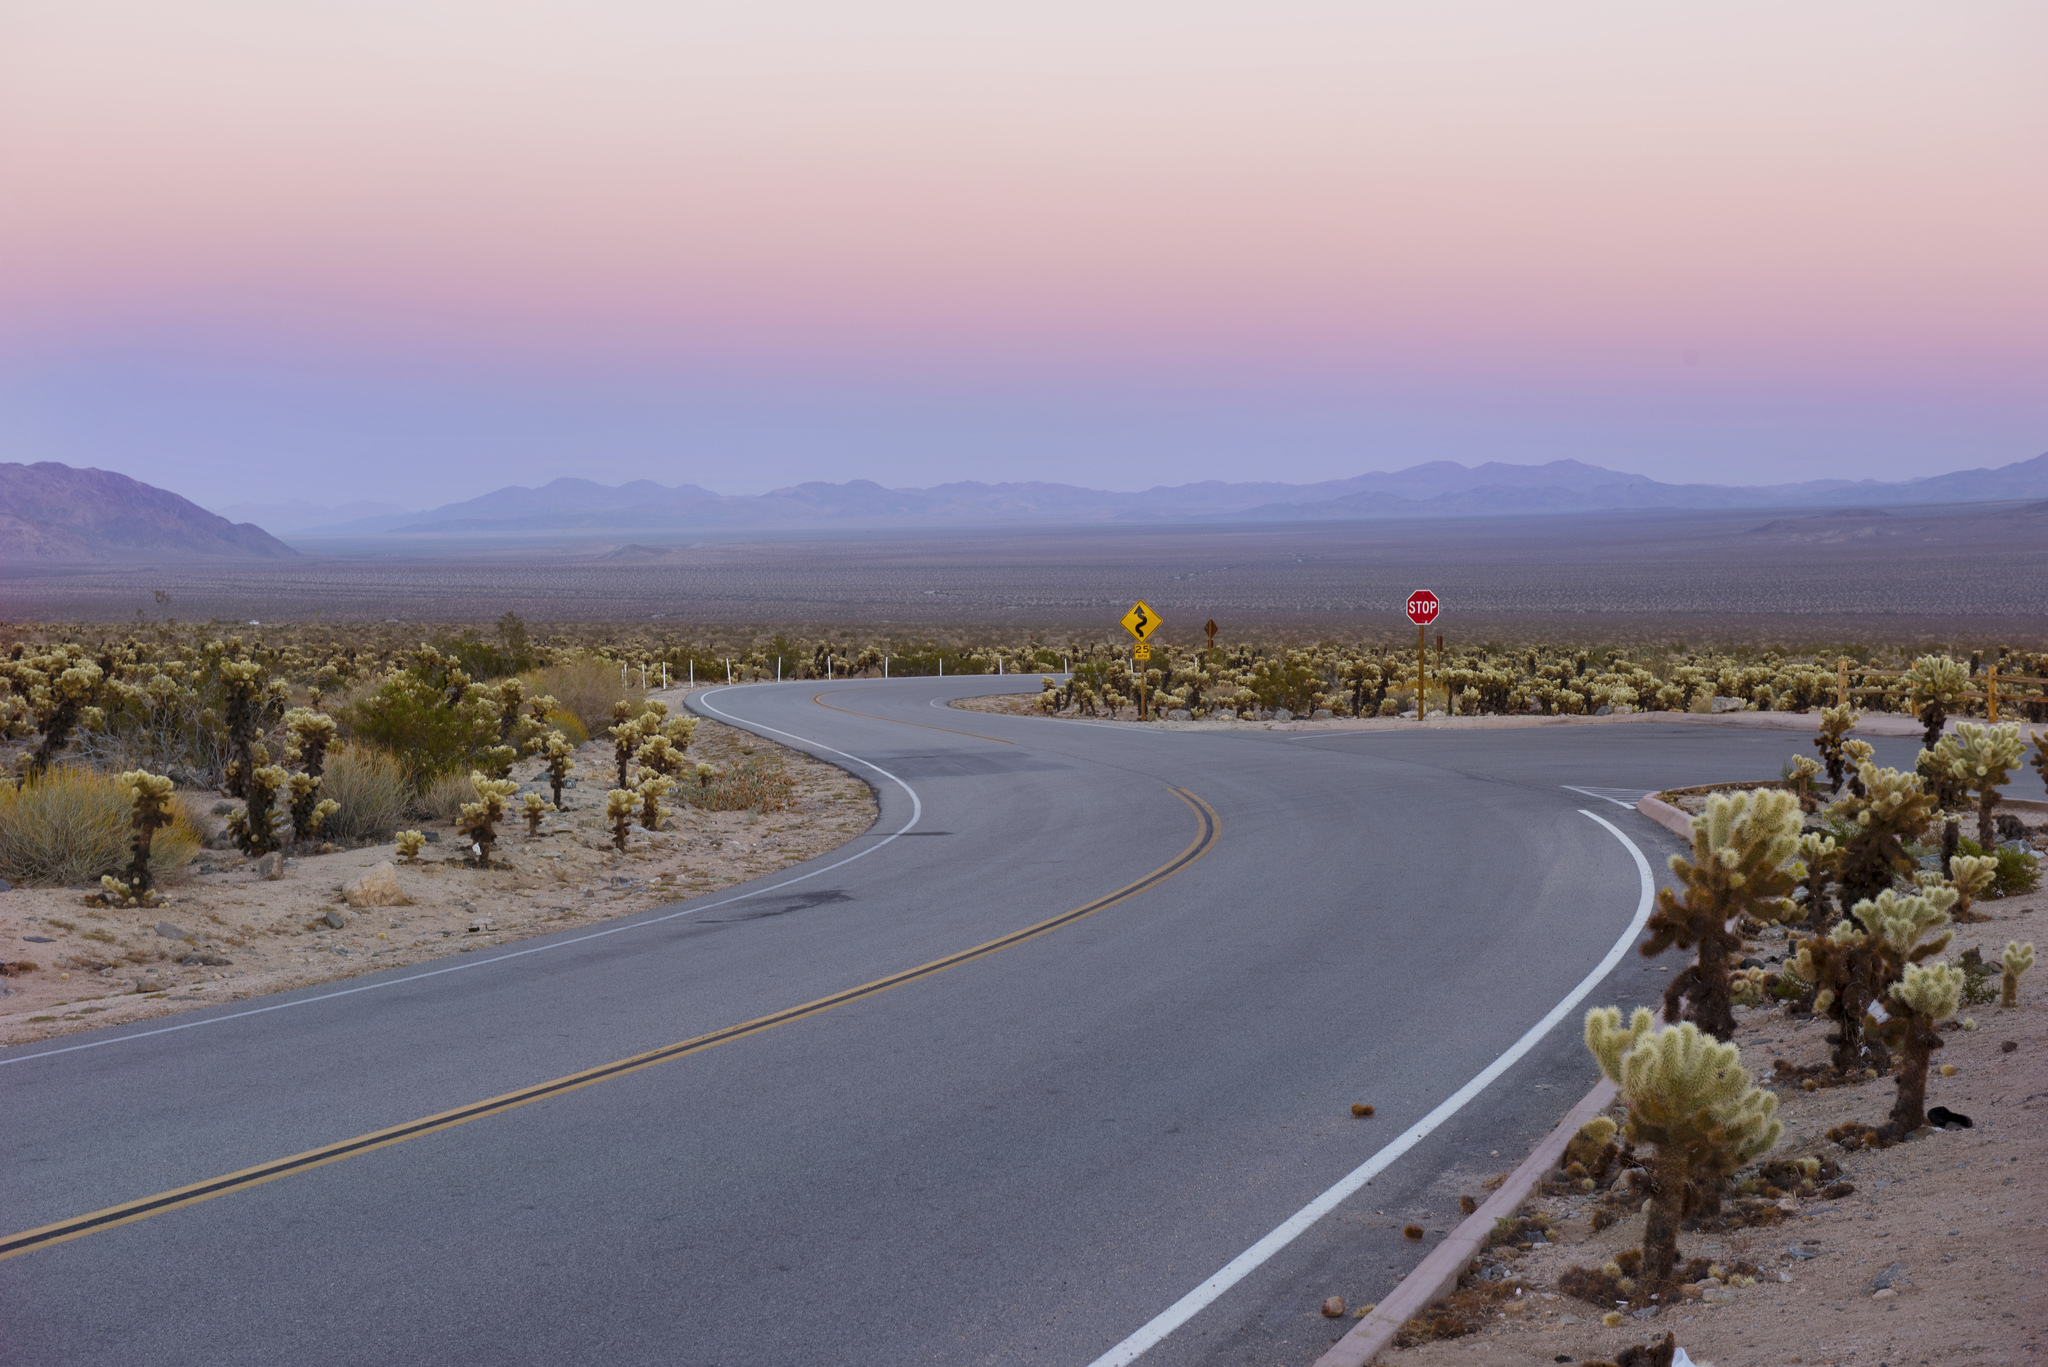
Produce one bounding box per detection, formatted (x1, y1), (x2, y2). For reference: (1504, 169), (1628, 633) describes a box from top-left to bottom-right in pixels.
(0, 692), (876, 1047)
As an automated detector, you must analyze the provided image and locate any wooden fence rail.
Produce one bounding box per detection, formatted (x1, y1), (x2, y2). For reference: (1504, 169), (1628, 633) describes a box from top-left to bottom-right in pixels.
(1834, 660), (2048, 724)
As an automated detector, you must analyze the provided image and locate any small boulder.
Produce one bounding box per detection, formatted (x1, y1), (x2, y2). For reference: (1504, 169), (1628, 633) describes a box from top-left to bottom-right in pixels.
(322, 908), (348, 929)
(1710, 696), (1746, 713)
(342, 861), (411, 908)
(0, 878), (12, 892)
(1166, 709), (1192, 721)
(422, 830), (442, 843)
(256, 852), (286, 880)
(1270, 707), (1293, 721)
(154, 921), (190, 940)
(1213, 710), (1236, 720)
(1311, 708), (1333, 719)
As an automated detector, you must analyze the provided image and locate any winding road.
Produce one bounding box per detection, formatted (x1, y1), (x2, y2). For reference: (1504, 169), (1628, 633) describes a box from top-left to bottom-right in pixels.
(2, 680), (1971, 1365)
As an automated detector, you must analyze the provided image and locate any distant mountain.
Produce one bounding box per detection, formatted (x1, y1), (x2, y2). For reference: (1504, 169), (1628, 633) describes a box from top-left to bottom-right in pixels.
(0, 463), (301, 564)
(209, 498), (411, 534)
(289, 452), (2048, 540)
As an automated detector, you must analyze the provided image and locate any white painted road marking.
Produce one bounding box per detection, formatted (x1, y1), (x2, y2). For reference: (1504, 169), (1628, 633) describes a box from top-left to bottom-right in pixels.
(1561, 785), (1655, 809)
(1085, 809), (1657, 1367)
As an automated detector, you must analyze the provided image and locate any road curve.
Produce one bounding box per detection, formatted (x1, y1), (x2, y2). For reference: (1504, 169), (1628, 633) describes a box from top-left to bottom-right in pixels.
(0, 680), (1954, 1364)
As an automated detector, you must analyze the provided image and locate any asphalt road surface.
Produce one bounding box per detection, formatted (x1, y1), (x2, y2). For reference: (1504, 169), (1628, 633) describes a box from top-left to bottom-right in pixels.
(2, 682), (1998, 1365)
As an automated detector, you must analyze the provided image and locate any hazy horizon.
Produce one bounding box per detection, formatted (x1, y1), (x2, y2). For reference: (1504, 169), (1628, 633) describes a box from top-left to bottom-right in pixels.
(4, 2), (2044, 508)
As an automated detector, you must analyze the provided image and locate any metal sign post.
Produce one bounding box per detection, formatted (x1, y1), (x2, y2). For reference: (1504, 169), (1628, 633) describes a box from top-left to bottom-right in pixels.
(1121, 600), (1163, 721)
(1406, 591), (1440, 721)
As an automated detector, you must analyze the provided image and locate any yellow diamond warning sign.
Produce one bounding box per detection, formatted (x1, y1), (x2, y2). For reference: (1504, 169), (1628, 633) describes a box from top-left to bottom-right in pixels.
(1120, 600), (1162, 641)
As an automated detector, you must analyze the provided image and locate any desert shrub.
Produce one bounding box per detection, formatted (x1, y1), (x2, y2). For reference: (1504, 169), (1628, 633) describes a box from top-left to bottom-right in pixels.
(416, 771), (477, 823)
(685, 757), (797, 812)
(1953, 838), (2042, 898)
(318, 744), (410, 843)
(524, 658), (639, 737)
(541, 709), (589, 746)
(0, 767), (201, 886)
(339, 673), (502, 789)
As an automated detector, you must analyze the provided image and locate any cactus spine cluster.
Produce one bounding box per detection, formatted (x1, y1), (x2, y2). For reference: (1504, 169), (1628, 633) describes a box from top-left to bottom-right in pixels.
(1643, 789), (1802, 1039)
(1585, 1007), (1780, 1286)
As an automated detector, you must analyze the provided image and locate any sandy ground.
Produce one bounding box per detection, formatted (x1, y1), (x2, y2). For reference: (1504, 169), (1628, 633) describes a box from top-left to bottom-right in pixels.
(0, 691), (875, 1046)
(1317, 891), (2045, 1367)
(954, 691), (2048, 743)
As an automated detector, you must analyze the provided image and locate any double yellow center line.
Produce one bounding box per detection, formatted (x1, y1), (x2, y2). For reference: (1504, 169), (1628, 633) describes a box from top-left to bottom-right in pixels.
(3, 786), (1218, 1262)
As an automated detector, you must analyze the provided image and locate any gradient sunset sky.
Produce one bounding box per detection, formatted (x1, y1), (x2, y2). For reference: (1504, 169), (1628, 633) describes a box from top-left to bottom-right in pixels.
(3, 1), (2044, 508)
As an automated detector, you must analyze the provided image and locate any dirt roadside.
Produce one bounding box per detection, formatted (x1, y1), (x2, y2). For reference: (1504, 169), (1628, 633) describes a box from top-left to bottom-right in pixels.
(1321, 894), (2044, 1367)
(0, 693), (876, 1047)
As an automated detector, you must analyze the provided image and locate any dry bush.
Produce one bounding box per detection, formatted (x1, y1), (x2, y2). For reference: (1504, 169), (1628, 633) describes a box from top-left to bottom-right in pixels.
(524, 658), (640, 737)
(415, 770), (477, 824)
(0, 767), (202, 886)
(318, 744), (410, 844)
(687, 758), (797, 813)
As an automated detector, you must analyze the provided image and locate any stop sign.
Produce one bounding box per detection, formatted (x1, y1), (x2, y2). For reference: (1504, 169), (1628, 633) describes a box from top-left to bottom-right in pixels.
(1406, 590), (1440, 626)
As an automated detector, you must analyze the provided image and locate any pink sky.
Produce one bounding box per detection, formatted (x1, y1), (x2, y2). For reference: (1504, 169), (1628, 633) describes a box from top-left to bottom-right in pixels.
(2, 2), (2044, 502)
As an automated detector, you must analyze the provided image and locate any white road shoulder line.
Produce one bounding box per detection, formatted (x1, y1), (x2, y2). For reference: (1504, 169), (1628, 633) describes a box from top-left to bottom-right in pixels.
(1084, 809), (1656, 1367)
(0, 684), (922, 1069)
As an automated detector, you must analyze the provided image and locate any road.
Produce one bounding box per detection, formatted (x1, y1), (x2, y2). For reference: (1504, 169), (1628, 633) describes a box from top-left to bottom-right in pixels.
(1, 681), (1983, 1365)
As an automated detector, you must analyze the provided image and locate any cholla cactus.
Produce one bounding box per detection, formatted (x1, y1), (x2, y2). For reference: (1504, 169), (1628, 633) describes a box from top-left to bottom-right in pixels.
(605, 788), (637, 851)
(1642, 789), (1802, 1039)
(1788, 917), (1882, 1072)
(1840, 739), (1874, 797)
(1928, 723), (2027, 848)
(1829, 763), (1937, 906)
(285, 771), (339, 844)
(1875, 961), (1963, 1136)
(2003, 941), (2035, 1007)
(636, 774), (674, 831)
(1812, 705), (1859, 791)
(693, 761), (718, 790)
(218, 659), (265, 797)
(395, 829), (426, 862)
(282, 707), (337, 778)
(1942, 854), (1999, 923)
(1584, 1007), (1781, 1286)
(456, 773), (521, 864)
(537, 731), (576, 809)
(226, 764), (290, 857)
(1792, 832), (1841, 929)
(110, 768), (177, 903)
(610, 712), (648, 790)
(26, 658), (105, 779)
(634, 734), (685, 781)
(1905, 654), (1969, 747)
(520, 791), (549, 836)
(1783, 754), (1823, 812)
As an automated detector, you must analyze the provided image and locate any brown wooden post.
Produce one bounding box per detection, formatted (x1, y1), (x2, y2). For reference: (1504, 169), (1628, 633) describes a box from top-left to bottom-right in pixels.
(1838, 658), (1850, 708)
(1988, 663), (1998, 722)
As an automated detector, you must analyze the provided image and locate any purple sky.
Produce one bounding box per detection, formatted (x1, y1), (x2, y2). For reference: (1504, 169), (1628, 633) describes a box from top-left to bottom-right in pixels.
(3, 2), (2043, 508)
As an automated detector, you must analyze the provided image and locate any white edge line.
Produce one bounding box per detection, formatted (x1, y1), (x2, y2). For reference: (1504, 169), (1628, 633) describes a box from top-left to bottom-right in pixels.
(1560, 785), (1651, 810)
(1084, 808), (1657, 1367)
(0, 684), (921, 1069)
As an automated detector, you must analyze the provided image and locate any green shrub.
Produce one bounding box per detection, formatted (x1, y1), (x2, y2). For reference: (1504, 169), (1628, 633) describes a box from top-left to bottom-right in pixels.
(1955, 837), (2043, 898)
(339, 675), (502, 789)
(523, 658), (639, 738)
(0, 767), (202, 886)
(318, 744), (410, 844)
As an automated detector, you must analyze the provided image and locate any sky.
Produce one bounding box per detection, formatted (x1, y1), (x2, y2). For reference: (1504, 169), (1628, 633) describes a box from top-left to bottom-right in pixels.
(2, 1), (2044, 509)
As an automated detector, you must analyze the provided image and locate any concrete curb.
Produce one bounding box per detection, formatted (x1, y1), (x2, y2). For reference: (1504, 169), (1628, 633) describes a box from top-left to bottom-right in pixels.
(1311, 1079), (1621, 1367)
(1635, 795), (1693, 840)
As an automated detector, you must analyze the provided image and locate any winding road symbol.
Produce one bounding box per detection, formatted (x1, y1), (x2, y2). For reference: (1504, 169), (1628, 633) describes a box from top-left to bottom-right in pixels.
(1120, 599), (1161, 641)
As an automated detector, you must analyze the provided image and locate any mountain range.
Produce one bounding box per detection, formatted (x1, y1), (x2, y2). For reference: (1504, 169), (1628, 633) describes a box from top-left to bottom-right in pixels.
(4, 453), (2046, 564)
(289, 451), (2048, 538)
(1, 463), (298, 564)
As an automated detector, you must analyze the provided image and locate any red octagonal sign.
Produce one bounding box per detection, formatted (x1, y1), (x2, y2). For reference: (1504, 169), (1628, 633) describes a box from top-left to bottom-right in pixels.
(1406, 590), (1440, 626)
